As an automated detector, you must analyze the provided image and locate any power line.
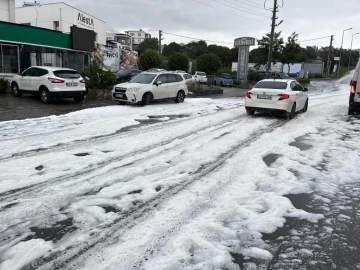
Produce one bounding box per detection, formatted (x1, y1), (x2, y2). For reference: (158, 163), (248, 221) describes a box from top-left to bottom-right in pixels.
(162, 31), (234, 45)
(231, 0), (264, 8)
(298, 35), (334, 43)
(212, 0), (271, 17)
(245, 0), (265, 6)
(191, 0), (269, 24)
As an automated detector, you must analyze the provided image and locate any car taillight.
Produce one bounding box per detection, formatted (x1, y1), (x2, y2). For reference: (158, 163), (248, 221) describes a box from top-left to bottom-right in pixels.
(246, 91), (252, 98)
(278, 93), (290, 100)
(48, 77), (65, 83)
(79, 78), (85, 83)
(350, 80), (357, 97)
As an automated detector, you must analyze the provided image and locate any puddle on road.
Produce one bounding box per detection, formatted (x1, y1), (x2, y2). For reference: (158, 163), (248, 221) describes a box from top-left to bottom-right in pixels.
(102, 205), (120, 213)
(128, 189), (142, 195)
(29, 217), (77, 243)
(289, 135), (312, 151)
(35, 165), (44, 171)
(74, 153), (90, 157)
(263, 153), (282, 167)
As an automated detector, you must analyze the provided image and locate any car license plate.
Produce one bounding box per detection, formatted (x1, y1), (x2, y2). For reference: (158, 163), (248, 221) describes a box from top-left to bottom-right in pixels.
(116, 94), (124, 98)
(66, 83), (78, 87)
(257, 94), (271, 100)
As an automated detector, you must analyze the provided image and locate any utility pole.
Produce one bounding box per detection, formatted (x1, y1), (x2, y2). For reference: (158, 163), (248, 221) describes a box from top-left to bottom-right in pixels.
(266, 0), (278, 73)
(348, 33), (359, 70)
(158, 30), (163, 54)
(327, 35), (334, 76)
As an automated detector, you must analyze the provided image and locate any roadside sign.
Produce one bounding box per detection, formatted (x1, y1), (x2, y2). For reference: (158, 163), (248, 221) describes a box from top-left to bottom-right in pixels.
(295, 72), (300, 77)
(334, 57), (340, 61)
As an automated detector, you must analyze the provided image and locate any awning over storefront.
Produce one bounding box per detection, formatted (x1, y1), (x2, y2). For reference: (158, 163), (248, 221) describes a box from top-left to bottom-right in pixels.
(0, 20), (72, 50)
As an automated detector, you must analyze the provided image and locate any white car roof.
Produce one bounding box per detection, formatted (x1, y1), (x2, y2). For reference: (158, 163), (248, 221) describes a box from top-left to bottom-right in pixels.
(259, 79), (295, 83)
(30, 66), (77, 71)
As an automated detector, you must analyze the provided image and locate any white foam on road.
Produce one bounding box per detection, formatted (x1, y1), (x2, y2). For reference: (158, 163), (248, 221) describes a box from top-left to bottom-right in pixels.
(0, 79), (356, 270)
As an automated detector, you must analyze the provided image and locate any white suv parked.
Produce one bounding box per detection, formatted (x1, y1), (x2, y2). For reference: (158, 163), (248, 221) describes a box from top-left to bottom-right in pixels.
(112, 72), (188, 105)
(194, 71), (207, 83)
(11, 66), (86, 104)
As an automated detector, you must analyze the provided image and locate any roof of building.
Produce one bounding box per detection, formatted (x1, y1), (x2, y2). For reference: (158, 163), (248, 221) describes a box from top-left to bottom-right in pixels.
(16, 2), (106, 23)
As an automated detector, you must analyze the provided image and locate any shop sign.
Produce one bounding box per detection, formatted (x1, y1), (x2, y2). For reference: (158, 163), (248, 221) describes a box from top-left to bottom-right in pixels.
(77, 13), (94, 29)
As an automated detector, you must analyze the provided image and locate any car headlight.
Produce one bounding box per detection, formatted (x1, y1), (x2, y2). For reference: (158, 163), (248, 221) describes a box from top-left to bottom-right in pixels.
(126, 87), (140, 93)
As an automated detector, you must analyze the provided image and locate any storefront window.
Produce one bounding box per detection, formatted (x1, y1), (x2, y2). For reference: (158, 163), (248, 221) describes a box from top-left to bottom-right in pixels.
(1, 44), (19, 73)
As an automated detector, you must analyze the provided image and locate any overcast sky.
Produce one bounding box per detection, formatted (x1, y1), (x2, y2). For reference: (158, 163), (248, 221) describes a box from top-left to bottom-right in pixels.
(15, 0), (360, 50)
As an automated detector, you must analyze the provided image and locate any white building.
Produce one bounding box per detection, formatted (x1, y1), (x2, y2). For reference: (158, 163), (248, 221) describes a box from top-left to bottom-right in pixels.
(125, 29), (151, 45)
(0, 0), (15, 22)
(106, 32), (133, 49)
(15, 2), (107, 44)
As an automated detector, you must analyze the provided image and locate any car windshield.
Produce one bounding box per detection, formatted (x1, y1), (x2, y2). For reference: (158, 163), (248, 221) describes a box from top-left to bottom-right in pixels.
(197, 72), (206, 76)
(129, 74), (157, 84)
(53, 70), (80, 79)
(254, 81), (287, 90)
(279, 73), (289, 78)
(222, 74), (232, 79)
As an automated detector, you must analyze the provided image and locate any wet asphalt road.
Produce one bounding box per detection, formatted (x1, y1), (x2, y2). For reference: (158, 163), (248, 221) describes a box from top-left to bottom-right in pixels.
(0, 88), (247, 122)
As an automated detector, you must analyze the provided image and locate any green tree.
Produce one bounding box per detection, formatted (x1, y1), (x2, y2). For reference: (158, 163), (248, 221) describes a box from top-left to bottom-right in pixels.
(162, 42), (182, 57)
(196, 53), (222, 75)
(137, 38), (159, 55)
(255, 31), (284, 66)
(231, 47), (238, 62)
(184, 41), (208, 59)
(207, 45), (232, 66)
(281, 32), (302, 73)
(168, 53), (189, 71)
(140, 49), (161, 70)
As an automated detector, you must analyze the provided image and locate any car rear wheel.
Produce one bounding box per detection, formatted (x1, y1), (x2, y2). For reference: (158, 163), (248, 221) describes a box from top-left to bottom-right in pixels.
(40, 88), (52, 104)
(175, 91), (185, 103)
(118, 101), (127, 105)
(303, 99), (308, 113)
(287, 103), (296, 119)
(12, 83), (22, 97)
(246, 110), (255, 116)
(142, 93), (153, 106)
(348, 108), (355, 115)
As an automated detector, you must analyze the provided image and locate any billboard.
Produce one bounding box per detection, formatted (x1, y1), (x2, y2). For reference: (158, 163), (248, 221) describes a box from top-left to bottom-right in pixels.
(94, 42), (138, 72)
(70, 26), (95, 51)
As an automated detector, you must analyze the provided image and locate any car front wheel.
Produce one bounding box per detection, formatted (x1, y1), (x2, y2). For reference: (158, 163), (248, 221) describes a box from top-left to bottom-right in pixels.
(142, 93), (153, 106)
(303, 99), (308, 113)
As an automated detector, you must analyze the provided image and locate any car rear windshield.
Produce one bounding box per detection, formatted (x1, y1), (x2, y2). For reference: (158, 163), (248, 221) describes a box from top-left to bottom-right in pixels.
(53, 70), (80, 79)
(197, 72), (206, 76)
(254, 81), (287, 89)
(222, 74), (232, 79)
(130, 74), (157, 84)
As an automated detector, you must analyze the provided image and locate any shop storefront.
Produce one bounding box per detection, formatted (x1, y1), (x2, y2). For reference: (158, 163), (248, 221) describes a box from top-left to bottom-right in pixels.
(0, 20), (92, 79)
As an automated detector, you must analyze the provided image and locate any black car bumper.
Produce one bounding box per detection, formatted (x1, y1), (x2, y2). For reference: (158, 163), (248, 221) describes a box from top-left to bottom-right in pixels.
(246, 106), (287, 114)
(49, 91), (85, 98)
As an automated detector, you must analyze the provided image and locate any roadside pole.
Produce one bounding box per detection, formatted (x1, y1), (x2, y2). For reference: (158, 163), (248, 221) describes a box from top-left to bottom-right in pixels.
(266, 0), (278, 73)
(159, 30), (163, 54)
(327, 35), (334, 76)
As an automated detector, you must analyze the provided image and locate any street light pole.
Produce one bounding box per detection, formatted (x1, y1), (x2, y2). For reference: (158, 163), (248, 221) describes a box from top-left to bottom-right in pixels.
(348, 32), (359, 70)
(338, 27), (352, 77)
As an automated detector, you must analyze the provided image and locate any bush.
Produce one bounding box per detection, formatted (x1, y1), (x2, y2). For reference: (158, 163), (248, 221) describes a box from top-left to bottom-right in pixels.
(168, 53), (189, 71)
(140, 49), (161, 70)
(196, 53), (222, 75)
(81, 62), (117, 89)
(0, 78), (10, 94)
(298, 78), (310, 84)
(247, 69), (262, 83)
(308, 73), (324, 79)
(233, 80), (240, 86)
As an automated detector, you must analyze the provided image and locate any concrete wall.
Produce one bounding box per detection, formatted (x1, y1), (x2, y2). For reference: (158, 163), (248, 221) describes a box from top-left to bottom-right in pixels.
(0, 0), (15, 22)
(15, 3), (106, 44)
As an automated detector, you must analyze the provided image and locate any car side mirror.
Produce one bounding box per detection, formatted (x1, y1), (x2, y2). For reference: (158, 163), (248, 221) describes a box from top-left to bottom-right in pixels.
(156, 81), (162, 86)
(303, 87), (308, 92)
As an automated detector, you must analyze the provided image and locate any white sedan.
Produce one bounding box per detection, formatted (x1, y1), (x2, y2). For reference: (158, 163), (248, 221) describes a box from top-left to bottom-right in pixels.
(245, 79), (309, 119)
